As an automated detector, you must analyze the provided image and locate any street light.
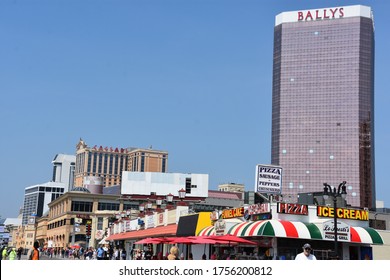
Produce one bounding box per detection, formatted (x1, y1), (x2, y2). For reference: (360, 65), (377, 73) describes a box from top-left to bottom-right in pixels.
(156, 197), (163, 212)
(178, 188), (186, 206)
(139, 203), (145, 214)
(165, 193), (174, 209)
(178, 188), (186, 200)
(323, 181), (347, 259)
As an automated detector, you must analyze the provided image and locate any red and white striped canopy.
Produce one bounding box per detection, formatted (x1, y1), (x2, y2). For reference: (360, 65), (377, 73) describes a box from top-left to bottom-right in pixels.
(209, 220), (384, 245)
(197, 225), (215, 236)
(228, 220), (322, 239)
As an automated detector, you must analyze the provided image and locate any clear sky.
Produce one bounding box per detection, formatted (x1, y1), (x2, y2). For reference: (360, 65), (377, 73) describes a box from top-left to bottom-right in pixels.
(0, 0), (389, 219)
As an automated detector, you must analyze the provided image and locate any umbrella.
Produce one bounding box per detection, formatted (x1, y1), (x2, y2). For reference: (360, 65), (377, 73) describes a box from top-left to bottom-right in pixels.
(168, 237), (199, 244)
(205, 234), (258, 245)
(134, 237), (168, 244)
(167, 236), (231, 244)
(70, 244), (81, 249)
(191, 236), (230, 244)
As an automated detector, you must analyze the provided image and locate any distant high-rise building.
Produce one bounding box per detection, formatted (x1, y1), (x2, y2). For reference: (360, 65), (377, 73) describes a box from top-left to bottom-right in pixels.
(22, 154), (75, 225)
(271, 5), (375, 209)
(22, 183), (65, 225)
(52, 154), (76, 192)
(74, 139), (168, 187)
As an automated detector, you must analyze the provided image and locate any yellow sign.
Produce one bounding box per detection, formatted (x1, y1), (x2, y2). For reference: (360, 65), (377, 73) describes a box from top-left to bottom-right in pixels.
(317, 206), (368, 221)
(221, 207), (244, 219)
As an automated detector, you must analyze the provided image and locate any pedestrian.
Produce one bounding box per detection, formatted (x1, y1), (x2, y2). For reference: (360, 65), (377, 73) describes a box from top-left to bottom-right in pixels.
(144, 248), (153, 260)
(113, 247), (119, 260)
(295, 243), (317, 260)
(29, 241), (40, 260)
(8, 248), (17, 260)
(210, 251), (218, 260)
(188, 253), (193, 260)
(17, 247), (23, 260)
(97, 245), (105, 260)
(120, 248), (126, 260)
(167, 246), (179, 260)
(201, 253), (207, 260)
(2, 246), (8, 260)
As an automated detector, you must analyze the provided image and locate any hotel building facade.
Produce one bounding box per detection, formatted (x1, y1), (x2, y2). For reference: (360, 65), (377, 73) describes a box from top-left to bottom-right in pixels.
(74, 139), (168, 187)
(271, 5), (375, 209)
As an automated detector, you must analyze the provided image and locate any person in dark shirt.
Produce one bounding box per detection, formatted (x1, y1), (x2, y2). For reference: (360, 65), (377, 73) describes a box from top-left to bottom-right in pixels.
(144, 248), (153, 260)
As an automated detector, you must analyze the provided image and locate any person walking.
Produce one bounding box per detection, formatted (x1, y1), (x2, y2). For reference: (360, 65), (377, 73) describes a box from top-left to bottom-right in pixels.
(120, 248), (127, 260)
(295, 243), (317, 260)
(2, 246), (8, 260)
(96, 245), (105, 260)
(8, 248), (17, 260)
(30, 241), (40, 260)
(17, 247), (23, 260)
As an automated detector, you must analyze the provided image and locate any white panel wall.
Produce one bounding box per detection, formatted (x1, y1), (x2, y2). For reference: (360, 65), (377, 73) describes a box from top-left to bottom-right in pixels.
(121, 172), (209, 197)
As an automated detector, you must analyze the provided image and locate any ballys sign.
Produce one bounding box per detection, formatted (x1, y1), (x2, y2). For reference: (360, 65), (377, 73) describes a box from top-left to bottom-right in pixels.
(298, 7), (344, 21)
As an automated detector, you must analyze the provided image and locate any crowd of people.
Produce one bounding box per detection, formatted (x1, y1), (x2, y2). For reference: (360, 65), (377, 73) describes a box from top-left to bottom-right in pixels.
(1, 246), (24, 260)
(1, 242), (318, 261)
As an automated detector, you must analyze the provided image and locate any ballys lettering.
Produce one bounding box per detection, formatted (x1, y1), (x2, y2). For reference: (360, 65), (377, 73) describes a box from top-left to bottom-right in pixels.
(298, 8), (344, 21)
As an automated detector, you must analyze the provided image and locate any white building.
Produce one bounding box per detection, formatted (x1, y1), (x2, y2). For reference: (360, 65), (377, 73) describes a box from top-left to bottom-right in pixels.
(121, 171), (209, 198)
(22, 154), (75, 225)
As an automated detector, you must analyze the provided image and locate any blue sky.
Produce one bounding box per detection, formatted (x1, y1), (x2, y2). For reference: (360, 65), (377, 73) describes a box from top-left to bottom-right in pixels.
(0, 0), (389, 218)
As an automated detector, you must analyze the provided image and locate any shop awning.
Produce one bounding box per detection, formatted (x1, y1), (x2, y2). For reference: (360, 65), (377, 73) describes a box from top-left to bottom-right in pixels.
(106, 224), (178, 241)
(350, 226), (384, 244)
(226, 220), (384, 245)
(227, 220), (322, 240)
(197, 225), (215, 236)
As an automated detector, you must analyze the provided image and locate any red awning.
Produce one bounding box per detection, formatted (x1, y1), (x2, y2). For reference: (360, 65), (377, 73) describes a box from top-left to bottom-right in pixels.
(106, 224), (178, 241)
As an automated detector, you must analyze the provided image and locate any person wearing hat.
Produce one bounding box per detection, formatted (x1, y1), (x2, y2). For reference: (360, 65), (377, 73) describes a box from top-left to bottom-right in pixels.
(295, 243), (317, 260)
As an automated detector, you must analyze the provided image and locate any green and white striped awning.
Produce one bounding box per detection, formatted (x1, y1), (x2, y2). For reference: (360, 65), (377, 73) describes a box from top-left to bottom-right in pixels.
(225, 220), (383, 245)
(197, 225), (215, 236)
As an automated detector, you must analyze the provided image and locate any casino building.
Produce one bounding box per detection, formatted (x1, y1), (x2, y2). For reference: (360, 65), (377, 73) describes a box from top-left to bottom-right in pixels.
(271, 5), (375, 209)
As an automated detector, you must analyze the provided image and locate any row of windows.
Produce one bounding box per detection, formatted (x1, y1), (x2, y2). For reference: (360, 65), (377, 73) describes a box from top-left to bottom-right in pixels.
(87, 152), (126, 175)
(48, 219), (67, 229)
(25, 187), (64, 194)
(98, 202), (120, 211)
(71, 201), (93, 212)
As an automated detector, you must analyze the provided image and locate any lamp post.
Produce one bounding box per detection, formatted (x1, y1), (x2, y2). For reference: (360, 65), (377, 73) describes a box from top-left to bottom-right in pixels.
(156, 197), (162, 212)
(139, 203), (145, 217)
(323, 181), (347, 259)
(166, 193), (174, 209)
(178, 188), (186, 206)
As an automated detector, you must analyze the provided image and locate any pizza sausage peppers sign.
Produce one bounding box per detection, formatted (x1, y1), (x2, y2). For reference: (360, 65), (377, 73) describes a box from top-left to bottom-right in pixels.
(255, 164), (283, 194)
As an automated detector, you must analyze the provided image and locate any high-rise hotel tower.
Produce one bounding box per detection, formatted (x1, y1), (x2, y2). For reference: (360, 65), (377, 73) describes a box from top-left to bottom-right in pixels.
(271, 5), (375, 209)
(74, 139), (168, 187)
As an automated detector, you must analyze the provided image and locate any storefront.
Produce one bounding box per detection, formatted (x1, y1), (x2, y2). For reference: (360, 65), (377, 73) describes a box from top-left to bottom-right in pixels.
(196, 203), (384, 260)
(105, 206), (212, 259)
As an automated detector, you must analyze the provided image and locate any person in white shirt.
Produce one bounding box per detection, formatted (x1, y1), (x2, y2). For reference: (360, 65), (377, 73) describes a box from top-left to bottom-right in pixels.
(295, 243), (317, 260)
